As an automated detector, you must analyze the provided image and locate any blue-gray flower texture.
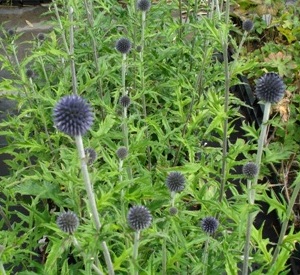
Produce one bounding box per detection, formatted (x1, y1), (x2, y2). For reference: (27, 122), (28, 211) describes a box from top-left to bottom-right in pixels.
(201, 216), (219, 234)
(243, 162), (258, 178)
(255, 72), (285, 103)
(128, 205), (152, 231)
(57, 211), (79, 234)
(137, 0), (151, 12)
(116, 38), (131, 54)
(53, 95), (94, 137)
(166, 172), (185, 193)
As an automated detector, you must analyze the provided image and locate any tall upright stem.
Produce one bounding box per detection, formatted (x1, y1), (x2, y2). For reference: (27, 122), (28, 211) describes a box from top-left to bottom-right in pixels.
(242, 102), (271, 274)
(74, 136), (114, 275)
(219, 0), (230, 203)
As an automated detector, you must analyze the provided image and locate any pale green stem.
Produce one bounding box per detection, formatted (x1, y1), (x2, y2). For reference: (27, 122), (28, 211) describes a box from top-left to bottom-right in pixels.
(0, 262), (6, 275)
(53, 3), (70, 55)
(242, 102), (271, 274)
(69, 6), (78, 95)
(72, 236), (103, 275)
(162, 238), (167, 275)
(271, 174), (300, 266)
(219, 0), (230, 203)
(133, 230), (141, 275)
(242, 179), (255, 275)
(170, 191), (176, 207)
(74, 135), (115, 275)
(202, 237), (210, 275)
(83, 0), (104, 116)
(231, 31), (248, 75)
(140, 10), (151, 170)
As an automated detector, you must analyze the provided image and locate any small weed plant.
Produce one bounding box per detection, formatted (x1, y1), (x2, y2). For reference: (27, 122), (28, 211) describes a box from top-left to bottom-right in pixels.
(0, 0), (300, 274)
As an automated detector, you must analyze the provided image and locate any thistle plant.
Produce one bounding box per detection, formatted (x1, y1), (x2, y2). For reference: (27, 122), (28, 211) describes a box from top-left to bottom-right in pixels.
(127, 205), (152, 275)
(201, 217), (219, 275)
(136, 0), (152, 169)
(166, 171), (186, 207)
(242, 72), (285, 274)
(57, 210), (79, 234)
(53, 95), (114, 275)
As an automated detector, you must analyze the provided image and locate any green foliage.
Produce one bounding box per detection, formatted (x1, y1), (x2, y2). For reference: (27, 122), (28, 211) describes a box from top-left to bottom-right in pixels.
(0, 0), (299, 274)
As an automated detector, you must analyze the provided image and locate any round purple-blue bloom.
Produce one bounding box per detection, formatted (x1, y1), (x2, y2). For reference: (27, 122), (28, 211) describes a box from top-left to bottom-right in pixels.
(53, 95), (94, 136)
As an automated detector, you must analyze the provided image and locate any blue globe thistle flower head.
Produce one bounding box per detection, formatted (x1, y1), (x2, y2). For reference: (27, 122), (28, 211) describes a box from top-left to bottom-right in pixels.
(255, 72), (285, 103)
(128, 205), (152, 231)
(242, 162), (258, 179)
(57, 211), (79, 234)
(53, 95), (94, 137)
(242, 19), (254, 32)
(85, 147), (97, 165)
(26, 69), (35, 78)
(137, 0), (151, 12)
(169, 207), (178, 216)
(120, 95), (131, 108)
(116, 146), (128, 160)
(201, 216), (219, 235)
(166, 172), (185, 193)
(116, 38), (132, 54)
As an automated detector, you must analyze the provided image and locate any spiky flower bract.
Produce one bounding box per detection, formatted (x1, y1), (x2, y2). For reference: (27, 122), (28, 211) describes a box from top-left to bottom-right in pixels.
(128, 205), (152, 231)
(85, 148), (97, 165)
(26, 69), (35, 78)
(115, 38), (131, 54)
(255, 72), (285, 103)
(37, 33), (46, 41)
(116, 146), (128, 160)
(120, 95), (131, 108)
(57, 211), (79, 234)
(201, 217), (219, 235)
(169, 207), (178, 216)
(166, 172), (185, 193)
(53, 95), (94, 137)
(242, 162), (258, 179)
(242, 19), (254, 32)
(137, 0), (151, 12)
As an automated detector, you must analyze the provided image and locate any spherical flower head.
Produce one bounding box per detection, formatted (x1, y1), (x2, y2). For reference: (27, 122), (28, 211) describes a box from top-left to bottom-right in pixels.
(57, 211), (79, 234)
(201, 217), (219, 234)
(53, 95), (94, 137)
(166, 172), (185, 193)
(255, 72), (285, 103)
(37, 33), (46, 41)
(116, 38), (131, 54)
(242, 162), (258, 179)
(127, 205), (152, 231)
(242, 19), (254, 32)
(119, 95), (131, 108)
(7, 29), (15, 36)
(137, 0), (151, 12)
(169, 207), (178, 216)
(85, 147), (97, 165)
(116, 146), (128, 160)
(26, 69), (35, 78)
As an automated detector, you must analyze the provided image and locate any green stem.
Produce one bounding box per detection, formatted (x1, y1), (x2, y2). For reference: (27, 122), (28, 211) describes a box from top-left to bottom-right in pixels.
(219, 0), (230, 203)
(72, 236), (103, 275)
(0, 262), (6, 275)
(69, 6), (78, 95)
(140, 11), (151, 170)
(83, 0), (105, 118)
(242, 179), (255, 275)
(271, 174), (300, 266)
(202, 238), (210, 275)
(133, 230), (141, 275)
(162, 237), (167, 275)
(74, 136), (115, 275)
(242, 102), (271, 274)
